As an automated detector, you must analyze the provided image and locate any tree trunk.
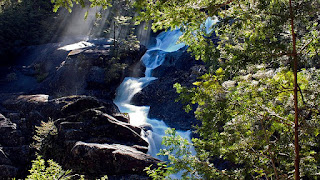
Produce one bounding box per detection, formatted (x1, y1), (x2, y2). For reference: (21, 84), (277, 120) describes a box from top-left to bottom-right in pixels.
(289, 0), (300, 179)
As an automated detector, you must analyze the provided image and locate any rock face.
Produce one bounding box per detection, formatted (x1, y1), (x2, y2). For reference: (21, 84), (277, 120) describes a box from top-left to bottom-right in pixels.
(132, 48), (205, 130)
(70, 142), (159, 176)
(0, 39), (146, 100)
(35, 43), (146, 99)
(0, 95), (159, 179)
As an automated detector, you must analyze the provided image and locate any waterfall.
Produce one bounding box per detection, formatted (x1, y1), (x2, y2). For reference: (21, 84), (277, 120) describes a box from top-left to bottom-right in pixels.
(114, 29), (193, 160)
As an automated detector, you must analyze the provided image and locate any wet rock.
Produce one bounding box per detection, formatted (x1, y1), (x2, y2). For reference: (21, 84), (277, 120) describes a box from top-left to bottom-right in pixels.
(132, 48), (204, 131)
(69, 142), (160, 177)
(151, 47), (200, 78)
(131, 71), (199, 131)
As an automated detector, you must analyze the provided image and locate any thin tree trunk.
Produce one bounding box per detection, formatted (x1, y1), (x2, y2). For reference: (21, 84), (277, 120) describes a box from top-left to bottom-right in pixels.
(289, 0), (300, 179)
(114, 21), (116, 49)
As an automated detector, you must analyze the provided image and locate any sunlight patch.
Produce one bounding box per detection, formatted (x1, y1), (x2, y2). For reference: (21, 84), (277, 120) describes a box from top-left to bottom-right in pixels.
(58, 41), (94, 51)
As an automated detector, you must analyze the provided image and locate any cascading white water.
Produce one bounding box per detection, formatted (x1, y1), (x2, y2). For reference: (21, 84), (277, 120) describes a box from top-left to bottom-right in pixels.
(142, 29), (185, 77)
(114, 29), (194, 160)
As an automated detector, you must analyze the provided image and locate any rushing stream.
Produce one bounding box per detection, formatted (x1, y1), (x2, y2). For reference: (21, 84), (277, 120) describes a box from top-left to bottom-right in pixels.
(114, 29), (193, 159)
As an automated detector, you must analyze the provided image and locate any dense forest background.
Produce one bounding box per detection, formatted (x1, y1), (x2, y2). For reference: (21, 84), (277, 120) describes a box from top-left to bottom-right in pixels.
(0, 0), (57, 65)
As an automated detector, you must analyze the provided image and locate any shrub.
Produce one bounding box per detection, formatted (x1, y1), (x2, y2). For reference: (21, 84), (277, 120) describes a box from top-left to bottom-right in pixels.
(26, 155), (72, 180)
(32, 120), (58, 152)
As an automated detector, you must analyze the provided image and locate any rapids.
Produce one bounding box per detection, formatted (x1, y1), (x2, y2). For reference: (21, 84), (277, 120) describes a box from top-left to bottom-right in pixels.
(114, 29), (193, 160)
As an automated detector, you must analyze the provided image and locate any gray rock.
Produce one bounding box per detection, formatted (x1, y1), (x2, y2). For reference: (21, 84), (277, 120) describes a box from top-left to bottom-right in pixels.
(0, 95), (154, 178)
(61, 96), (106, 116)
(58, 109), (146, 147)
(113, 113), (130, 124)
(69, 142), (160, 176)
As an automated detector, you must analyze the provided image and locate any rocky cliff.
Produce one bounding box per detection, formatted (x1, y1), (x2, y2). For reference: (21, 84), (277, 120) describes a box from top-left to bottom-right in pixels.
(0, 95), (160, 179)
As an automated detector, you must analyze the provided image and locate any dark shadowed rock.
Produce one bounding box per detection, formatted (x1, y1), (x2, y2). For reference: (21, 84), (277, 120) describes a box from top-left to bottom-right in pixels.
(0, 113), (33, 178)
(57, 109), (146, 147)
(31, 103), (154, 179)
(69, 142), (160, 177)
(1, 94), (63, 120)
(0, 115), (20, 147)
(0, 148), (12, 165)
(61, 96), (105, 116)
(0, 39), (147, 101)
(0, 94), (151, 179)
(131, 145), (148, 154)
(132, 76), (198, 131)
(112, 113), (130, 123)
(0, 165), (18, 178)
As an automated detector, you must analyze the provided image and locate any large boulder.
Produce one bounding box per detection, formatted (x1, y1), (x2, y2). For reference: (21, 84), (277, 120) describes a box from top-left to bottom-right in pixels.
(69, 142), (160, 177)
(60, 96), (119, 116)
(0, 94), (153, 179)
(43, 108), (156, 178)
(56, 109), (147, 147)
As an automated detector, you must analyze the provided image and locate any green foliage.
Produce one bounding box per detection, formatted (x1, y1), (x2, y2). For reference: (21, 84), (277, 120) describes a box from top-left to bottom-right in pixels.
(118, 34), (140, 52)
(132, 0), (320, 179)
(0, 0), (56, 64)
(34, 63), (49, 82)
(134, 0), (320, 74)
(146, 128), (237, 179)
(51, 0), (320, 179)
(170, 67), (320, 179)
(104, 57), (127, 84)
(26, 155), (72, 180)
(51, 0), (112, 13)
(51, 0), (140, 57)
(145, 162), (173, 180)
(32, 120), (58, 152)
